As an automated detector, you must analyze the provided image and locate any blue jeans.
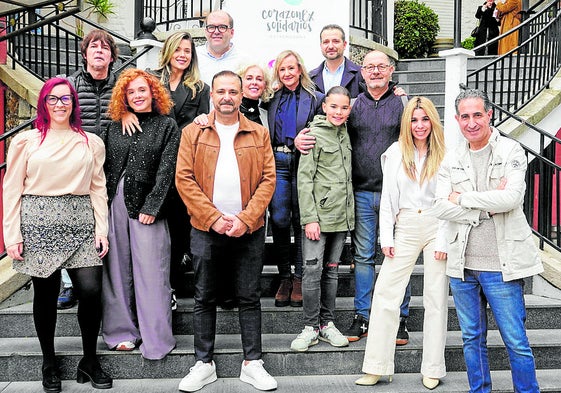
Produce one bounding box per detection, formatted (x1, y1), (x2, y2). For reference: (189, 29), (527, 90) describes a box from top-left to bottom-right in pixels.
(302, 231), (346, 327)
(450, 270), (539, 393)
(269, 151), (303, 279)
(190, 227), (265, 362)
(352, 190), (410, 319)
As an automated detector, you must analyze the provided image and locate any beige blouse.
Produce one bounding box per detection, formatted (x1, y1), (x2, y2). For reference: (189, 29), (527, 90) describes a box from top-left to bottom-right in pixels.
(2, 128), (109, 247)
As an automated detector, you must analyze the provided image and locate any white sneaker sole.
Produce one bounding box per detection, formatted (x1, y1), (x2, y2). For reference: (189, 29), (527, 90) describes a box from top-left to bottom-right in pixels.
(290, 338), (319, 352)
(240, 371), (278, 391)
(178, 372), (217, 392)
(319, 336), (349, 347)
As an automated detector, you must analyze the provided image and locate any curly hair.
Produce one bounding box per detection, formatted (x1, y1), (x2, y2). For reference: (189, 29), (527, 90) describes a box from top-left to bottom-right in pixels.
(237, 63), (274, 103)
(35, 77), (86, 144)
(108, 68), (173, 121)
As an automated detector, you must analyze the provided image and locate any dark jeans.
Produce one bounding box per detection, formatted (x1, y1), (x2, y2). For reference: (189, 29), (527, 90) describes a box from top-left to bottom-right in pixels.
(269, 151), (303, 279)
(191, 227), (265, 362)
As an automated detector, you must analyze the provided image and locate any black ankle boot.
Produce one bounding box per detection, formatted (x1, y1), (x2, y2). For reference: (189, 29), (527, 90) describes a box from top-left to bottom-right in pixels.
(42, 365), (61, 393)
(76, 357), (113, 389)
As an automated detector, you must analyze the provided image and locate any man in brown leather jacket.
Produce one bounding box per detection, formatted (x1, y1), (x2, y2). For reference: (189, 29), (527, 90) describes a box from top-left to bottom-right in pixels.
(175, 70), (277, 392)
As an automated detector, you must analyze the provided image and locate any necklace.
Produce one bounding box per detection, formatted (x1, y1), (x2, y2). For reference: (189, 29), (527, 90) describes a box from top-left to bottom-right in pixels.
(50, 129), (73, 145)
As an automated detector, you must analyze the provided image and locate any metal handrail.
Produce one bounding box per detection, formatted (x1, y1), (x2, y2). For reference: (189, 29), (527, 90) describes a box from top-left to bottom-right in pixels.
(468, 0), (561, 123)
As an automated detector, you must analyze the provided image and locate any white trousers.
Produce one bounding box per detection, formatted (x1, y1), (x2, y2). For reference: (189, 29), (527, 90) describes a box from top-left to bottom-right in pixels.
(362, 209), (449, 378)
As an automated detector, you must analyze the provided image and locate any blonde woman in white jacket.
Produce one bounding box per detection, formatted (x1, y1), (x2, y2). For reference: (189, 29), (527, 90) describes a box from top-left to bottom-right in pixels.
(356, 97), (449, 389)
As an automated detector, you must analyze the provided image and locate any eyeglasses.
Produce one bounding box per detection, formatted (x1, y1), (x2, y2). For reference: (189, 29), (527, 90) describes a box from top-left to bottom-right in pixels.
(205, 24), (230, 33)
(45, 95), (73, 106)
(362, 64), (391, 73)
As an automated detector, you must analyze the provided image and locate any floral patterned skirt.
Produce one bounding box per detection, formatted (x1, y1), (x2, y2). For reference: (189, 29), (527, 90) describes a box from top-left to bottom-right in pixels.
(14, 194), (102, 278)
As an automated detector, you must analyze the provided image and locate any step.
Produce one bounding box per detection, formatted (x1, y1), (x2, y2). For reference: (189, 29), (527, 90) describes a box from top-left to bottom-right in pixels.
(3, 369), (560, 393)
(0, 329), (559, 380)
(1, 294), (558, 338)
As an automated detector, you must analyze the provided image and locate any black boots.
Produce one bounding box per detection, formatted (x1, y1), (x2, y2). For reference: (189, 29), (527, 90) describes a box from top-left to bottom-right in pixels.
(76, 357), (113, 389)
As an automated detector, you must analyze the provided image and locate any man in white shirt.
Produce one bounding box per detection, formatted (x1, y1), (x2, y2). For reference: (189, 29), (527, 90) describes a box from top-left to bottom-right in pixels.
(176, 71), (277, 392)
(196, 10), (246, 85)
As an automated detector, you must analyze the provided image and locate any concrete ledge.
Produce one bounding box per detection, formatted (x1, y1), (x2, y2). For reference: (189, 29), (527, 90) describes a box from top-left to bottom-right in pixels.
(0, 62), (43, 107)
(499, 70), (561, 138)
(536, 237), (561, 291)
(0, 256), (30, 304)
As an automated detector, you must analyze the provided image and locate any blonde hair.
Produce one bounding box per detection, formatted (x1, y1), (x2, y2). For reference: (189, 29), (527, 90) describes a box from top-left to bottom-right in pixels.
(154, 31), (204, 98)
(272, 50), (316, 97)
(399, 96), (445, 184)
(237, 63), (274, 103)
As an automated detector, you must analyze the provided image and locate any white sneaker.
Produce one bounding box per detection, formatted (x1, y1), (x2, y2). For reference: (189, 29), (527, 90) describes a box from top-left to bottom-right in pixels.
(290, 326), (319, 352)
(240, 359), (278, 391)
(319, 321), (349, 347)
(178, 360), (217, 392)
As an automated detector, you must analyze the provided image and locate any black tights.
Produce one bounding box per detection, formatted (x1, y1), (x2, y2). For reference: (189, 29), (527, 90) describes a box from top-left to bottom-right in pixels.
(32, 266), (102, 369)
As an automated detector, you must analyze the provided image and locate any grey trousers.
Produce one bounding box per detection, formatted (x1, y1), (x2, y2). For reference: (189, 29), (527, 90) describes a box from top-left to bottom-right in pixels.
(101, 179), (176, 360)
(301, 231), (346, 327)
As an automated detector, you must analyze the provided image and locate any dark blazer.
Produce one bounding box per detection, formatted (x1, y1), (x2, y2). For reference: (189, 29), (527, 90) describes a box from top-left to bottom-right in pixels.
(309, 57), (364, 98)
(266, 86), (324, 145)
(102, 112), (180, 219)
(149, 69), (210, 130)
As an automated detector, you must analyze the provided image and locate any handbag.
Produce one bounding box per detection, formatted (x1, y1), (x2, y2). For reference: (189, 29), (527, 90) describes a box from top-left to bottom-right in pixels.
(471, 24), (480, 37)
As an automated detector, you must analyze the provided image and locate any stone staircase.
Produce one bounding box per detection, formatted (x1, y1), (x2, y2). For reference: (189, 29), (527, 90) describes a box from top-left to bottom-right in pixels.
(393, 56), (500, 120)
(1, 254), (561, 392)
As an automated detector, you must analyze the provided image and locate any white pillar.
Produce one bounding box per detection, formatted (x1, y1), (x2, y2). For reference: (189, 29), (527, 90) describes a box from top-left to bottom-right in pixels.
(129, 39), (163, 71)
(387, 0), (395, 49)
(439, 47), (475, 150)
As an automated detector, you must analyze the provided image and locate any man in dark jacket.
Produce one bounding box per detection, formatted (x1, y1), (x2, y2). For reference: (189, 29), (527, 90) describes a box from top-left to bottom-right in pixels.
(308, 24), (364, 98)
(57, 29), (119, 309)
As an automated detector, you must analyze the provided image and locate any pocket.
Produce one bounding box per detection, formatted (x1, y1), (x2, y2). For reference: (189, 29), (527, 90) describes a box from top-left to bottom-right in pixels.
(134, 170), (156, 185)
(319, 144), (341, 167)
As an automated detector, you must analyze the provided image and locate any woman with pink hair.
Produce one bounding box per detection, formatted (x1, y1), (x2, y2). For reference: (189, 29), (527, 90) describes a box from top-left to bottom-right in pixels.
(3, 77), (112, 392)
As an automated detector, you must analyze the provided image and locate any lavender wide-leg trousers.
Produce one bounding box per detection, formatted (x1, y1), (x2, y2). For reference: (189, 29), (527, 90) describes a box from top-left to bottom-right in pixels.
(102, 179), (176, 360)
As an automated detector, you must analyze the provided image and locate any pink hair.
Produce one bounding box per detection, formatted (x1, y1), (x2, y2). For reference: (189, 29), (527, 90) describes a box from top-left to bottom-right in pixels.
(35, 77), (87, 144)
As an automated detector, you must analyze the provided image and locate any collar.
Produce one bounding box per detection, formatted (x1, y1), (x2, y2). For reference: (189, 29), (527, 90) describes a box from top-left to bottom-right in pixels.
(204, 43), (234, 60)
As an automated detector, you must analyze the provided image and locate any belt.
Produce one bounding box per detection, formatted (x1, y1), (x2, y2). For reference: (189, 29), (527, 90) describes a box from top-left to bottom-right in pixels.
(273, 145), (293, 154)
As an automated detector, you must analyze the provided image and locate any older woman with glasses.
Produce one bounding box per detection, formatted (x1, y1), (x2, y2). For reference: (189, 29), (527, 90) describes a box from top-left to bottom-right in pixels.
(3, 77), (112, 392)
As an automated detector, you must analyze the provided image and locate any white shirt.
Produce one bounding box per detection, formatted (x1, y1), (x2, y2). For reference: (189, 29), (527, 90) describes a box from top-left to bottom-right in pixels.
(379, 142), (446, 251)
(213, 121), (242, 215)
(196, 43), (246, 86)
(322, 61), (345, 92)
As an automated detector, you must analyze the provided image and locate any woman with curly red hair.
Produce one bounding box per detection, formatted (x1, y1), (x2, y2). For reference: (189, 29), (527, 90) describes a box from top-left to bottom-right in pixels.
(100, 68), (179, 360)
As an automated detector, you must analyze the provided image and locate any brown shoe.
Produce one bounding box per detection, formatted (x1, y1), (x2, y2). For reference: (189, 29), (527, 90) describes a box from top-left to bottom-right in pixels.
(275, 279), (292, 307)
(290, 277), (303, 307)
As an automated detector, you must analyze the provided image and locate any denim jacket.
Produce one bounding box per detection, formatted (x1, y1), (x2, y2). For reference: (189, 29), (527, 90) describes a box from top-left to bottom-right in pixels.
(297, 115), (354, 232)
(432, 128), (543, 281)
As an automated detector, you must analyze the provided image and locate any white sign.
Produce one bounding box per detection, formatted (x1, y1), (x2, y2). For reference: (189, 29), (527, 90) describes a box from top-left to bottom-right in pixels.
(223, 0), (350, 72)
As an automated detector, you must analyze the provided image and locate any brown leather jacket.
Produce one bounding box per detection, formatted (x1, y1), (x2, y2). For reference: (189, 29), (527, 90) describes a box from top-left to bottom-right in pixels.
(175, 111), (275, 233)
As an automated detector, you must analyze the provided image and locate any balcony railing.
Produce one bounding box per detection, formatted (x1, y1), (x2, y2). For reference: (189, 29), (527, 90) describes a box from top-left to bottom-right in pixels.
(140, 0), (387, 45)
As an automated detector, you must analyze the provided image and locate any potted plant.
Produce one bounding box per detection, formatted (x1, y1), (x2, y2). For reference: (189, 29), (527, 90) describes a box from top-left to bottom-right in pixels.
(394, 0), (440, 59)
(83, 0), (116, 23)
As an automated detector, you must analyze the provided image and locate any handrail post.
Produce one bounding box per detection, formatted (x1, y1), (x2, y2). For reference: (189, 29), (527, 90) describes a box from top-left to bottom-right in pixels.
(130, 17), (161, 71)
(454, 0), (462, 48)
(440, 47), (475, 150)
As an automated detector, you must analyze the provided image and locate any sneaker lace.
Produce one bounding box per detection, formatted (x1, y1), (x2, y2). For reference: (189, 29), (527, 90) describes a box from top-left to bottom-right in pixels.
(297, 327), (317, 340)
(246, 360), (271, 378)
